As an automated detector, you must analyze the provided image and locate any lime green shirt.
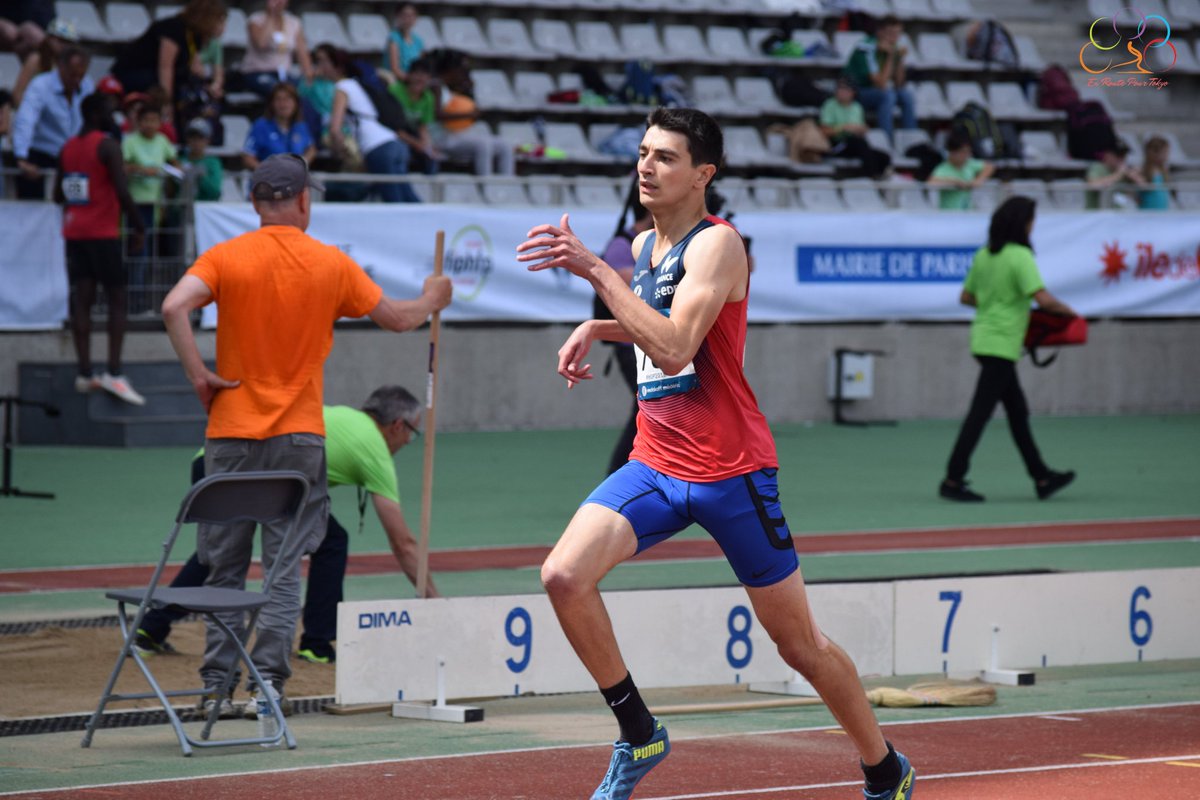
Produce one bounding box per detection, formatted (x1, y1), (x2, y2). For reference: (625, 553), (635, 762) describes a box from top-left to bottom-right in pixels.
(122, 132), (177, 204)
(324, 406), (400, 504)
(963, 243), (1044, 361)
(819, 98), (865, 141)
(932, 158), (985, 210)
(1085, 161), (1116, 209)
(389, 83), (435, 129)
(195, 406), (400, 504)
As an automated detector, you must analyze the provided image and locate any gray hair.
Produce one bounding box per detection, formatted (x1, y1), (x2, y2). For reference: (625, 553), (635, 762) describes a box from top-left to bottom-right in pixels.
(361, 385), (420, 425)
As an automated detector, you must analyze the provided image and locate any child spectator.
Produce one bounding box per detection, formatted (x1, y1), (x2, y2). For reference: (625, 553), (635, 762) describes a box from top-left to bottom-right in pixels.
(122, 102), (179, 308)
(183, 118), (223, 201)
(928, 131), (995, 210)
(1138, 136), (1171, 211)
(385, 3), (424, 82)
(431, 51), (514, 176)
(242, 82), (316, 170)
(122, 89), (179, 143)
(388, 58), (441, 174)
(819, 77), (891, 179)
(1085, 141), (1145, 209)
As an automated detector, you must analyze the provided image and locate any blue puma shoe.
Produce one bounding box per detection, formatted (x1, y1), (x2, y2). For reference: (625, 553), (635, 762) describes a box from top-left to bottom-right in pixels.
(591, 717), (671, 800)
(864, 751), (915, 800)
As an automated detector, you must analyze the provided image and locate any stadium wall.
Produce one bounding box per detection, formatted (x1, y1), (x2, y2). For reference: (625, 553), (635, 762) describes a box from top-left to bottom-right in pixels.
(3, 319), (1197, 432)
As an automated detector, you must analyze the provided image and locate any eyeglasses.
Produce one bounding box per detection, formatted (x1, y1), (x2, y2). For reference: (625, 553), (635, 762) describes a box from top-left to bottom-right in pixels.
(403, 419), (421, 437)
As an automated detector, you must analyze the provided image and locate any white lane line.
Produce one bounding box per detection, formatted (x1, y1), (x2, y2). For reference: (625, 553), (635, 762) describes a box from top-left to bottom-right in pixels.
(1038, 715), (1083, 722)
(638, 754), (1200, 800)
(1, 701), (1197, 797)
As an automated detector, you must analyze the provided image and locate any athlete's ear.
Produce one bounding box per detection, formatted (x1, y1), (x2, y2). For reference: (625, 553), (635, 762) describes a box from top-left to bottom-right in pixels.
(696, 163), (716, 189)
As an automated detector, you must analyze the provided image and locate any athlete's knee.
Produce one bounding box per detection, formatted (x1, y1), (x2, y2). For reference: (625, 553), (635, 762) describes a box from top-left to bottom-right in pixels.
(540, 555), (593, 599)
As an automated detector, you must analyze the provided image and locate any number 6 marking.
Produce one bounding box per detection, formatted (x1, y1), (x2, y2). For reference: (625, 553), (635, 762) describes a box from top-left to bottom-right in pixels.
(1129, 586), (1152, 647)
(939, 590), (962, 654)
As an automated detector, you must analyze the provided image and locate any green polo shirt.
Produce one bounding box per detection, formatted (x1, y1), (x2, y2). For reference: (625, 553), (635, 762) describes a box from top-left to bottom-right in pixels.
(388, 83), (436, 129)
(932, 158), (986, 210)
(819, 98), (865, 141)
(963, 243), (1045, 361)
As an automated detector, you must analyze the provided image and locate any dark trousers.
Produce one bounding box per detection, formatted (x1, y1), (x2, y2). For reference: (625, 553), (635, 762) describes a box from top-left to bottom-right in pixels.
(946, 355), (1050, 483)
(139, 458), (348, 657)
(16, 149), (58, 199)
(606, 345), (639, 476)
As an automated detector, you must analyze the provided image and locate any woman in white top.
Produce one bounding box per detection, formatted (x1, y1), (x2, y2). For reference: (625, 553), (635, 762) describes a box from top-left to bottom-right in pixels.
(239, 0), (312, 97)
(321, 45), (419, 203)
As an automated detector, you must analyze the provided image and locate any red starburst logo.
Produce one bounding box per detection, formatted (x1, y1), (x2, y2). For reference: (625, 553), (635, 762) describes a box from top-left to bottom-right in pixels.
(1099, 241), (1129, 284)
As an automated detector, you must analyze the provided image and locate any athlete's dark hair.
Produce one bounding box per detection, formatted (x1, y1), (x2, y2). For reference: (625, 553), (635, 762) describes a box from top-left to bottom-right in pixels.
(81, 92), (112, 125)
(645, 107), (724, 186)
(988, 195), (1036, 255)
(945, 131), (971, 153)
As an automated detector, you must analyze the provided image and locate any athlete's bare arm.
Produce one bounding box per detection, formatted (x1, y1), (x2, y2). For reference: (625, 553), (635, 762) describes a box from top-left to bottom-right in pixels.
(518, 215), (747, 384)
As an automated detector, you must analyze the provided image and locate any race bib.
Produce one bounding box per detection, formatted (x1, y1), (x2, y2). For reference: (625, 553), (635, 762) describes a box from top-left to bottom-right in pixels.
(62, 173), (90, 205)
(634, 342), (698, 400)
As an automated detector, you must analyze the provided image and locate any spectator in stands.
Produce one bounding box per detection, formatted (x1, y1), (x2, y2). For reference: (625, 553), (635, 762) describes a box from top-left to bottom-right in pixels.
(940, 195), (1077, 503)
(12, 17), (78, 107)
(927, 131), (995, 210)
(121, 88), (179, 143)
(183, 118), (223, 201)
(12, 45), (93, 200)
(430, 51), (515, 177)
(1138, 136), (1170, 211)
(388, 58), (441, 175)
(843, 15), (916, 145)
(819, 77), (891, 179)
(0, 0), (52, 61)
(122, 101), (179, 309)
(237, 0), (312, 98)
(54, 93), (147, 406)
(385, 3), (424, 83)
(110, 0), (228, 125)
(1084, 141), (1144, 209)
(0, 90), (12, 198)
(325, 46), (420, 203)
(242, 82), (315, 171)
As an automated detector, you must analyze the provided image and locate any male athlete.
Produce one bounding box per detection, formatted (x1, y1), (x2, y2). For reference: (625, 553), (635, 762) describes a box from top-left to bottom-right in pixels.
(516, 107), (914, 800)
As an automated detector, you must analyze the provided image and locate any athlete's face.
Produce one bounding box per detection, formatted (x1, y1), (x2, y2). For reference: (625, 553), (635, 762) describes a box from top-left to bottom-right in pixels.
(637, 126), (714, 210)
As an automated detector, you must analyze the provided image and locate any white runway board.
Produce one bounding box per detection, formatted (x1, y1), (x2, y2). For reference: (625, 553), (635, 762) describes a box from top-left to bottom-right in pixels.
(336, 583), (894, 705)
(337, 568), (1200, 705)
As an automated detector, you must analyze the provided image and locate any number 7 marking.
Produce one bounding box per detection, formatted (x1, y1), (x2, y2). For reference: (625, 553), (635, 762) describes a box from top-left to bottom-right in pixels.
(939, 590), (962, 654)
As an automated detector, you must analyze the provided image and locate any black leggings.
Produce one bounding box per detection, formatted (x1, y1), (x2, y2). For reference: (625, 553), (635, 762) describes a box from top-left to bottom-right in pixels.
(945, 355), (1049, 483)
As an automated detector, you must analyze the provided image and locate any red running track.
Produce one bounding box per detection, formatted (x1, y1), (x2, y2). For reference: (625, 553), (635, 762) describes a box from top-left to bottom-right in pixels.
(20, 704), (1200, 799)
(1, 518), (1196, 594)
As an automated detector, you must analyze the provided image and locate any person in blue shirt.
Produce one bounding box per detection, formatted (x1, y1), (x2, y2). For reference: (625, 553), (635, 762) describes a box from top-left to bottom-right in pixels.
(384, 2), (424, 82)
(241, 81), (315, 170)
(12, 45), (93, 199)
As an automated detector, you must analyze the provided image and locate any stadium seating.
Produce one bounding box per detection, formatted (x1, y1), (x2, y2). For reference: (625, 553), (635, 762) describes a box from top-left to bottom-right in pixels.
(55, 0), (110, 41)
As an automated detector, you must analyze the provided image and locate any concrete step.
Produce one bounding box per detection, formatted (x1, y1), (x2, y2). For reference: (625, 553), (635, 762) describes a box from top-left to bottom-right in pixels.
(16, 361), (210, 448)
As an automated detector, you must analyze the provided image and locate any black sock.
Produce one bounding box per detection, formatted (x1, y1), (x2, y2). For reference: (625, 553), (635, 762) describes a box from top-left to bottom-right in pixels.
(862, 741), (902, 794)
(599, 673), (654, 745)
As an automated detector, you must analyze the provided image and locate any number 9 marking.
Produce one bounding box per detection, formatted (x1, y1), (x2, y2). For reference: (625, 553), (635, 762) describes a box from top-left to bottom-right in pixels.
(505, 607), (532, 673)
(1129, 586), (1152, 647)
(726, 605), (753, 669)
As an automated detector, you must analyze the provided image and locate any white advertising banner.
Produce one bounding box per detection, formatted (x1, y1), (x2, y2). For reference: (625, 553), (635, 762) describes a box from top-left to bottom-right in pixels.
(0, 202), (69, 330)
(194, 204), (1200, 324)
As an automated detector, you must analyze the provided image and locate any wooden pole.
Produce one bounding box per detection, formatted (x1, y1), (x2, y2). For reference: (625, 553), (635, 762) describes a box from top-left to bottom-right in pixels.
(416, 230), (444, 598)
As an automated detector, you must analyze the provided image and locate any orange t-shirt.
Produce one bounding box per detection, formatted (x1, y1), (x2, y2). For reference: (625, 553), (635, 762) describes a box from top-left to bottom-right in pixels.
(187, 225), (384, 440)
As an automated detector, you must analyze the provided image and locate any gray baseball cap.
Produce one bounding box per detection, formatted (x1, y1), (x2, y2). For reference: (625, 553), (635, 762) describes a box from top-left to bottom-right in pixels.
(250, 153), (324, 201)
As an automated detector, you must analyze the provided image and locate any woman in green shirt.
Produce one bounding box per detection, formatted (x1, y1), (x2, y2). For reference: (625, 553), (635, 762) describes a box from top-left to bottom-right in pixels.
(940, 196), (1078, 502)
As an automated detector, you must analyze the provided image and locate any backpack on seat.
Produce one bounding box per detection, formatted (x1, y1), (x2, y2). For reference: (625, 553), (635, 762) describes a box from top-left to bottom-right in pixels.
(1065, 100), (1115, 160)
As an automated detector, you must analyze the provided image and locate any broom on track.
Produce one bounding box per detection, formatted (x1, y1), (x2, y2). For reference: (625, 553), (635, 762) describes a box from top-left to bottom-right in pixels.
(650, 681), (996, 716)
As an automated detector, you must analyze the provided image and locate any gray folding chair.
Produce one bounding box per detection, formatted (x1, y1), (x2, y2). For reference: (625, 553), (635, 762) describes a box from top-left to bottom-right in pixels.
(81, 470), (310, 756)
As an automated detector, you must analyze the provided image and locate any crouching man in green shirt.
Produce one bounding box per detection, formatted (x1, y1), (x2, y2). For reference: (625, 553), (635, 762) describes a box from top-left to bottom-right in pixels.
(135, 385), (437, 675)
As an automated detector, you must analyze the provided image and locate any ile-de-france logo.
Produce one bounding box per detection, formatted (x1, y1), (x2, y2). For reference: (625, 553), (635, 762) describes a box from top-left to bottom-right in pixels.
(445, 225), (494, 302)
(1080, 6), (1176, 82)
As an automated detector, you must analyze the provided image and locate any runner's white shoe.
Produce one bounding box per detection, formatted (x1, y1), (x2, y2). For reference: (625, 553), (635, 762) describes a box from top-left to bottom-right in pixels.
(98, 373), (146, 406)
(74, 374), (100, 393)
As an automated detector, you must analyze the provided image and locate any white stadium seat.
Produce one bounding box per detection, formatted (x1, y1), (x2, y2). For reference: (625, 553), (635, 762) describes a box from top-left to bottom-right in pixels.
(302, 12), (351, 51)
(104, 3), (150, 42)
(347, 14), (389, 52)
(55, 1), (109, 41)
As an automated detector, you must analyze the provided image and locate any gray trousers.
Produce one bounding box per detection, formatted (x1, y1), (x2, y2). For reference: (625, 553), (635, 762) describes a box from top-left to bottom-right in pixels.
(197, 433), (329, 691)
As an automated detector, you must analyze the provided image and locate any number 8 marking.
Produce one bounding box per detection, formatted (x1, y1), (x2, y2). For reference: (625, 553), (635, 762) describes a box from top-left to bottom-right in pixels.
(726, 605), (753, 669)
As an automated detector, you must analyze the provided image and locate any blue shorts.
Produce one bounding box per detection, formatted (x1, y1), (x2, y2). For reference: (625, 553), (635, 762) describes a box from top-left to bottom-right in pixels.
(584, 460), (799, 588)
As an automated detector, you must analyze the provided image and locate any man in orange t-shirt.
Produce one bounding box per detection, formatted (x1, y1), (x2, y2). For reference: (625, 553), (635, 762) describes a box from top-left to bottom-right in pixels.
(161, 153), (451, 715)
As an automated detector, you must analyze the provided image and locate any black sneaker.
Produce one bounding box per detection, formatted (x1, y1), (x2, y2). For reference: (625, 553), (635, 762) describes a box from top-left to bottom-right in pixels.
(939, 479), (985, 502)
(133, 628), (177, 657)
(1036, 470), (1075, 500)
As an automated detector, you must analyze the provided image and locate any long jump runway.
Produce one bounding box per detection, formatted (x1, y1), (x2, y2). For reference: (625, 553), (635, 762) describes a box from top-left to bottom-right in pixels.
(11, 703), (1199, 799)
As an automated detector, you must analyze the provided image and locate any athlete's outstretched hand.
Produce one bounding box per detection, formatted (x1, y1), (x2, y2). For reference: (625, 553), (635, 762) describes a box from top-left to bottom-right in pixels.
(516, 214), (603, 280)
(557, 321), (596, 389)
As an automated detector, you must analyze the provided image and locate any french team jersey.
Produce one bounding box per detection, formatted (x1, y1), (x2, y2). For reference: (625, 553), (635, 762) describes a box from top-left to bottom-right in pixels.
(627, 216), (777, 482)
